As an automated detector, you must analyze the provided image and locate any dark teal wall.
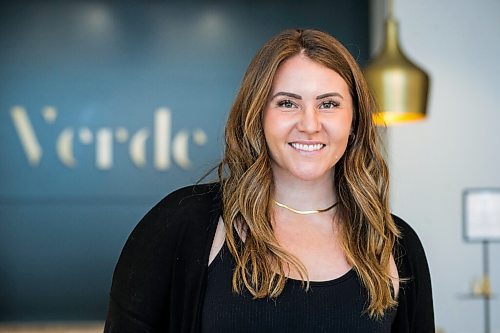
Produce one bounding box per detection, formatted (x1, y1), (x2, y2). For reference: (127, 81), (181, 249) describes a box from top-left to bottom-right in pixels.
(0, 0), (369, 321)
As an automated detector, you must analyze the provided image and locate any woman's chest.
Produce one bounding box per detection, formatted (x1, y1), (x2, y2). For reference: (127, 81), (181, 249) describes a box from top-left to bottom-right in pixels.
(201, 245), (396, 333)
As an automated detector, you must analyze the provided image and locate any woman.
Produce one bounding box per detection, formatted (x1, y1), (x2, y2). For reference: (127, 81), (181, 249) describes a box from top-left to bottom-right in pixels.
(105, 29), (434, 332)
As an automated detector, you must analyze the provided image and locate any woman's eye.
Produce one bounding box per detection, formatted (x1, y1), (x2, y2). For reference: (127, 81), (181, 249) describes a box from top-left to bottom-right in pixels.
(319, 101), (339, 109)
(277, 100), (296, 108)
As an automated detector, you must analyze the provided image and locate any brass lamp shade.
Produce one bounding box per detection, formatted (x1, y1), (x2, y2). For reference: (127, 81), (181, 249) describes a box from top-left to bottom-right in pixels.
(364, 17), (430, 125)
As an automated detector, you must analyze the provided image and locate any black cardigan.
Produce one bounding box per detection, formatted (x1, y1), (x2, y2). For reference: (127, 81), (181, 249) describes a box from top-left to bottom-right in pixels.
(105, 183), (435, 332)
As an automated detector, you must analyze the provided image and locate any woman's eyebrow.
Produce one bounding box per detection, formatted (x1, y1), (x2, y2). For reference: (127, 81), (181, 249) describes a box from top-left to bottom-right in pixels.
(270, 92), (302, 100)
(316, 92), (344, 100)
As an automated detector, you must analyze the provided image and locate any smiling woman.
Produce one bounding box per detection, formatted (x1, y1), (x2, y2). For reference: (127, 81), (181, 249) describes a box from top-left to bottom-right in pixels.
(263, 54), (353, 184)
(105, 29), (435, 333)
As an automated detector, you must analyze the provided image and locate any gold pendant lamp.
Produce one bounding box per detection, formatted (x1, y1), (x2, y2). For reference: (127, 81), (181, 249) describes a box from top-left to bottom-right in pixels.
(364, 0), (430, 126)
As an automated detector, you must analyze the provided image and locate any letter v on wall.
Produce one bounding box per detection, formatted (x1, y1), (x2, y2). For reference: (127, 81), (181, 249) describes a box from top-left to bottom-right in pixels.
(10, 106), (43, 166)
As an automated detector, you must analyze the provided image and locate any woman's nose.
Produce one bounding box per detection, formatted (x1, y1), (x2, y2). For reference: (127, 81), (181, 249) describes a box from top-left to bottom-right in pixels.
(297, 107), (321, 133)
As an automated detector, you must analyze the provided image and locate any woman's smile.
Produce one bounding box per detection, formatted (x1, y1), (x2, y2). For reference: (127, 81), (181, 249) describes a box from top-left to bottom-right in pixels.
(289, 142), (326, 153)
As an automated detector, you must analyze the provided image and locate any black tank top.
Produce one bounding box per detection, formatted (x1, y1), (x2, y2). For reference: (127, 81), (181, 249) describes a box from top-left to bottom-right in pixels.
(201, 242), (396, 333)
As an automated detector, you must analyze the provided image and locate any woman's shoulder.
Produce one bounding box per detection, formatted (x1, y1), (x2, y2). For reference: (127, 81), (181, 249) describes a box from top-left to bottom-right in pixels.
(141, 182), (222, 228)
(392, 214), (422, 248)
(111, 181), (222, 293)
(391, 214), (424, 249)
(122, 182), (222, 254)
(155, 182), (221, 214)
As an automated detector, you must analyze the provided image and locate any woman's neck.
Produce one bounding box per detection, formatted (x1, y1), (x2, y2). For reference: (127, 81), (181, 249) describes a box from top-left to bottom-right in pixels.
(273, 171), (336, 211)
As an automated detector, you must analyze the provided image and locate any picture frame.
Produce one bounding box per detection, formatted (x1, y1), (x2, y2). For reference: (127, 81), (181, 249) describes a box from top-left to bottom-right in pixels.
(463, 188), (500, 242)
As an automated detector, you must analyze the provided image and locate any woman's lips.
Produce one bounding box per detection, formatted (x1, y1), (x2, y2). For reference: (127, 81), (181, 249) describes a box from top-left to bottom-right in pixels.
(289, 142), (326, 152)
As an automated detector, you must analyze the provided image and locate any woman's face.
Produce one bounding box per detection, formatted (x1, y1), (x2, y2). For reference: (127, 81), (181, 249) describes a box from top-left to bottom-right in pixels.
(263, 54), (353, 183)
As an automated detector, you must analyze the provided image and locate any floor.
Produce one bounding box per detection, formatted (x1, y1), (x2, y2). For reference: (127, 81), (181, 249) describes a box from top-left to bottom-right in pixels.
(0, 323), (103, 333)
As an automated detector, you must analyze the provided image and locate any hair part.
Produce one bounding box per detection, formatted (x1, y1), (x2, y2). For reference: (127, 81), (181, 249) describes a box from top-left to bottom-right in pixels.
(218, 28), (400, 318)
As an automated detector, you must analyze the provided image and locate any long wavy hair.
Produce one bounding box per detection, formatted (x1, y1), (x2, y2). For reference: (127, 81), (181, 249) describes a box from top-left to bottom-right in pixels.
(217, 29), (400, 318)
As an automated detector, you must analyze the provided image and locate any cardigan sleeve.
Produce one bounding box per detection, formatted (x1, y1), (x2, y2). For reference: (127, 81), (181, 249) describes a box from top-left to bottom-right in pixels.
(104, 193), (180, 333)
(392, 215), (435, 333)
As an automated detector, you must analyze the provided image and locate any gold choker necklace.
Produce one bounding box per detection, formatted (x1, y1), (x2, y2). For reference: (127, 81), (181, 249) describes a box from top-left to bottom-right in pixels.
(274, 200), (338, 215)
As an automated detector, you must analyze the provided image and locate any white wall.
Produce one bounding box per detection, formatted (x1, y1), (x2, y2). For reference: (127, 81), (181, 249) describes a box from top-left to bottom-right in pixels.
(372, 0), (500, 332)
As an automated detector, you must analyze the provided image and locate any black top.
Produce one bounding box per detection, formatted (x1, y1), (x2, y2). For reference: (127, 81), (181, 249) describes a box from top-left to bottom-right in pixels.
(201, 242), (396, 333)
(104, 183), (435, 333)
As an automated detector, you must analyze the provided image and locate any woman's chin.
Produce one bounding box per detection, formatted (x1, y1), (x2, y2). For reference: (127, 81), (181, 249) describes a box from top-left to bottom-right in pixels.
(288, 168), (333, 183)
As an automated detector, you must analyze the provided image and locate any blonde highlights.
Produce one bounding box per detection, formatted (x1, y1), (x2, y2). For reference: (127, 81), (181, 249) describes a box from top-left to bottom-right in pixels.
(218, 29), (400, 317)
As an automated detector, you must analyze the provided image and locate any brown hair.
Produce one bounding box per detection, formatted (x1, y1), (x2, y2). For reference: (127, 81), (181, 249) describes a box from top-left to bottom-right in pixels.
(217, 29), (400, 317)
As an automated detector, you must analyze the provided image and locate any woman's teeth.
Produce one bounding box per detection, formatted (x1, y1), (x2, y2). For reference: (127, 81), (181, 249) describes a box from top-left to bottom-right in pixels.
(290, 143), (324, 152)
